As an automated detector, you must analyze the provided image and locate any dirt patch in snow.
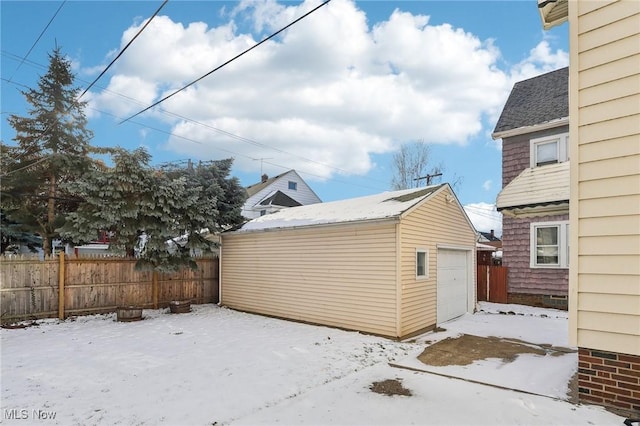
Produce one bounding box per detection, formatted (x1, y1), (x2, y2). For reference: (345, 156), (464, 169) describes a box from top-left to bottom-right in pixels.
(417, 334), (575, 366)
(370, 378), (412, 396)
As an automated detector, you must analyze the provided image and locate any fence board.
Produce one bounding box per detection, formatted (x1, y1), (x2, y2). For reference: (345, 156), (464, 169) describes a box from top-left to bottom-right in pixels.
(0, 255), (219, 323)
(476, 265), (508, 304)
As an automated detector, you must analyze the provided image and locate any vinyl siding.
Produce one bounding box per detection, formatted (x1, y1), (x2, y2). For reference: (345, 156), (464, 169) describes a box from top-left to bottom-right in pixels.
(398, 188), (476, 336)
(569, 0), (640, 355)
(220, 221), (399, 337)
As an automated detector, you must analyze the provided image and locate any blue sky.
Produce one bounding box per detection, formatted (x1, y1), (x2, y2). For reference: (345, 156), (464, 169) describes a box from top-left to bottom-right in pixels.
(1, 0), (569, 235)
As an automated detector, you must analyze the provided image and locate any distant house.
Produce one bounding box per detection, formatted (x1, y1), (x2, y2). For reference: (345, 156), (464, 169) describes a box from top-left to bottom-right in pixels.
(539, 0), (640, 418)
(221, 184), (477, 340)
(477, 230), (501, 266)
(242, 170), (321, 219)
(492, 67), (569, 309)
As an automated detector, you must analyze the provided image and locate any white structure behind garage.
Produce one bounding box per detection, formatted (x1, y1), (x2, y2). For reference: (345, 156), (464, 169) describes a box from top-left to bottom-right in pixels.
(221, 184), (477, 339)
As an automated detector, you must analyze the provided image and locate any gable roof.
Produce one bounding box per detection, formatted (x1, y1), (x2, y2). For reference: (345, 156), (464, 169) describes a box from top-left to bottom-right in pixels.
(258, 190), (302, 208)
(479, 231), (500, 242)
(245, 171), (291, 197)
(234, 184), (447, 232)
(496, 161), (569, 215)
(492, 67), (568, 137)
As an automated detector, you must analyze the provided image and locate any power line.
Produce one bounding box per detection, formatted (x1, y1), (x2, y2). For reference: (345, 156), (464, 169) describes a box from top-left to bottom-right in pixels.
(120, 0), (332, 124)
(7, 1), (66, 83)
(79, 0), (169, 99)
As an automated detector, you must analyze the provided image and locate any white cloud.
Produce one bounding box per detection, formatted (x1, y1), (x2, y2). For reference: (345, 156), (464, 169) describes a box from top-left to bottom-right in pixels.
(464, 202), (502, 236)
(88, 0), (566, 180)
(482, 180), (492, 191)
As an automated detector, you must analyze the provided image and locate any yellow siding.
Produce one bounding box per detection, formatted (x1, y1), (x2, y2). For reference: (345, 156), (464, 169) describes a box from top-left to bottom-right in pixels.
(569, 0), (640, 355)
(398, 187), (476, 336)
(221, 222), (399, 337)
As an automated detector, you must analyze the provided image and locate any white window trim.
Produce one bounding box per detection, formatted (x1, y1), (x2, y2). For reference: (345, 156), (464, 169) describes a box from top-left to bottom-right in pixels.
(288, 181), (298, 190)
(530, 132), (569, 168)
(416, 248), (429, 280)
(530, 221), (569, 269)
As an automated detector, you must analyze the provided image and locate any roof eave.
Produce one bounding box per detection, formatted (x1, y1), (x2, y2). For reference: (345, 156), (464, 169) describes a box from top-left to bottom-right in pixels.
(224, 216), (401, 235)
(538, 0), (569, 30)
(491, 116), (569, 140)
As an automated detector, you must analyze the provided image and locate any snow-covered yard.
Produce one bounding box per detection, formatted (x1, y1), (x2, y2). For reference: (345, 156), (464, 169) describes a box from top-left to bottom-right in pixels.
(0, 303), (624, 425)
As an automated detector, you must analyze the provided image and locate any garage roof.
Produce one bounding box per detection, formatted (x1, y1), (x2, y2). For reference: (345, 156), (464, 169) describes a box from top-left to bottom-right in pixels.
(234, 184), (446, 232)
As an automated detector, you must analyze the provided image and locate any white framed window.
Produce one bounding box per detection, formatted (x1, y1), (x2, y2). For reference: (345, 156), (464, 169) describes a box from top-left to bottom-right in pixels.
(416, 249), (429, 279)
(530, 221), (569, 268)
(288, 181), (297, 190)
(530, 133), (569, 167)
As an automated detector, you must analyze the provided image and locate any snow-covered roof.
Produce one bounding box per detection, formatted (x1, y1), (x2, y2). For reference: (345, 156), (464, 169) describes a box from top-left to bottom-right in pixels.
(234, 185), (446, 233)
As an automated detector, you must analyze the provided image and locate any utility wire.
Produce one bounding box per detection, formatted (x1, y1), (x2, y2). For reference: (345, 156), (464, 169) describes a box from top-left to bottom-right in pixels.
(7, 1), (66, 83)
(79, 0), (169, 99)
(120, 0), (332, 124)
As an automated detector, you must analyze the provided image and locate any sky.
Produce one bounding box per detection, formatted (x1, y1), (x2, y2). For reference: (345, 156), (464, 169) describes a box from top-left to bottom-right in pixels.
(0, 302), (624, 425)
(0, 0), (569, 235)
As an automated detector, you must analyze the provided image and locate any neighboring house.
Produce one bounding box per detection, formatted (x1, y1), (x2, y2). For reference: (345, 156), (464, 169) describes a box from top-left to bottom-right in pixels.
(492, 67), (570, 309)
(242, 170), (321, 219)
(220, 184), (477, 340)
(540, 0), (639, 418)
(477, 230), (502, 266)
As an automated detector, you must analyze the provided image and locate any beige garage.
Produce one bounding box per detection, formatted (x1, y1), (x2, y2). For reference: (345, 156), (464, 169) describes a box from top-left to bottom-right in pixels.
(220, 184), (477, 339)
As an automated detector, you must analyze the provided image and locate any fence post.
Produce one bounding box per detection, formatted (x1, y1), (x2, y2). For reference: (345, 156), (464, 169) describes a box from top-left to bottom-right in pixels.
(58, 252), (65, 320)
(152, 271), (159, 309)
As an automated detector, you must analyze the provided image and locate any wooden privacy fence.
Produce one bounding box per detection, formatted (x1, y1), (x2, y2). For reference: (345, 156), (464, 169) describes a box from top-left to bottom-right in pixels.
(0, 253), (219, 323)
(477, 265), (508, 303)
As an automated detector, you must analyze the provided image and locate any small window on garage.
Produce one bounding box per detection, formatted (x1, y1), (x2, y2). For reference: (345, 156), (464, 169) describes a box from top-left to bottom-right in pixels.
(416, 249), (429, 279)
(288, 181), (297, 190)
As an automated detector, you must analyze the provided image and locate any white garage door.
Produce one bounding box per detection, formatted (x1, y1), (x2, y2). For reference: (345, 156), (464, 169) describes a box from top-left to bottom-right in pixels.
(437, 249), (470, 324)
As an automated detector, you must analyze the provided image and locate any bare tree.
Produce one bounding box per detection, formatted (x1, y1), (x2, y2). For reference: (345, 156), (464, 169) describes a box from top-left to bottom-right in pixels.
(390, 141), (463, 191)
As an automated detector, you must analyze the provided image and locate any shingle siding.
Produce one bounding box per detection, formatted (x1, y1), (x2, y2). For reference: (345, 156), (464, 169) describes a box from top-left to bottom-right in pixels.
(502, 214), (569, 296)
(502, 125), (570, 187)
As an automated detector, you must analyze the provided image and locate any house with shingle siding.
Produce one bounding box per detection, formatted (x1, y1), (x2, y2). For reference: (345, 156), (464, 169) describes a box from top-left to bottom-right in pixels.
(492, 67), (570, 309)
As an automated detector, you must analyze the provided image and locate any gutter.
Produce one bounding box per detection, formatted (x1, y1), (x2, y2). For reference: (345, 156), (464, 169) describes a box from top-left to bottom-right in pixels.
(227, 216), (402, 235)
(492, 117), (569, 140)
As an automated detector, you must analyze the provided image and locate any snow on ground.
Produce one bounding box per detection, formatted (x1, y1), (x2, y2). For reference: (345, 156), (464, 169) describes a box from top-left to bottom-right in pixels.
(0, 303), (624, 425)
(392, 301), (576, 399)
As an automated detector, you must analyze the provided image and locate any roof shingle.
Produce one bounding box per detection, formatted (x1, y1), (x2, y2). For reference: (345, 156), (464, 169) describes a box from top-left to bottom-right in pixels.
(493, 67), (568, 135)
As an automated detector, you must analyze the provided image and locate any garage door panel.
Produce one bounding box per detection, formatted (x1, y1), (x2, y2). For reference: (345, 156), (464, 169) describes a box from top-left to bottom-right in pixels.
(437, 249), (469, 324)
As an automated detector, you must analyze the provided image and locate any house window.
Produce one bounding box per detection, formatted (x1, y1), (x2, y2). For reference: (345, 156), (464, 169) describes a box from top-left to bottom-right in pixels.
(530, 221), (569, 268)
(416, 249), (429, 279)
(530, 133), (569, 167)
(288, 181), (297, 190)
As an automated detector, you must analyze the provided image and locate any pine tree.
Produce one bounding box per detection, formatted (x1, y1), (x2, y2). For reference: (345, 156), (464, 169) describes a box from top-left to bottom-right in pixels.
(60, 148), (246, 272)
(3, 47), (94, 255)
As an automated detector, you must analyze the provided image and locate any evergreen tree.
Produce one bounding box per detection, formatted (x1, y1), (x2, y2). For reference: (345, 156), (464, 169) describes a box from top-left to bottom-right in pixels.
(3, 48), (94, 255)
(60, 148), (246, 272)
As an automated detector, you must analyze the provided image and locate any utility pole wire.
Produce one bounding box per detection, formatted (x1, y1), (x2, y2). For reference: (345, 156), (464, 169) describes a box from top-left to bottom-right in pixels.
(120, 0), (332, 124)
(80, 0), (169, 99)
(8, 1), (66, 83)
